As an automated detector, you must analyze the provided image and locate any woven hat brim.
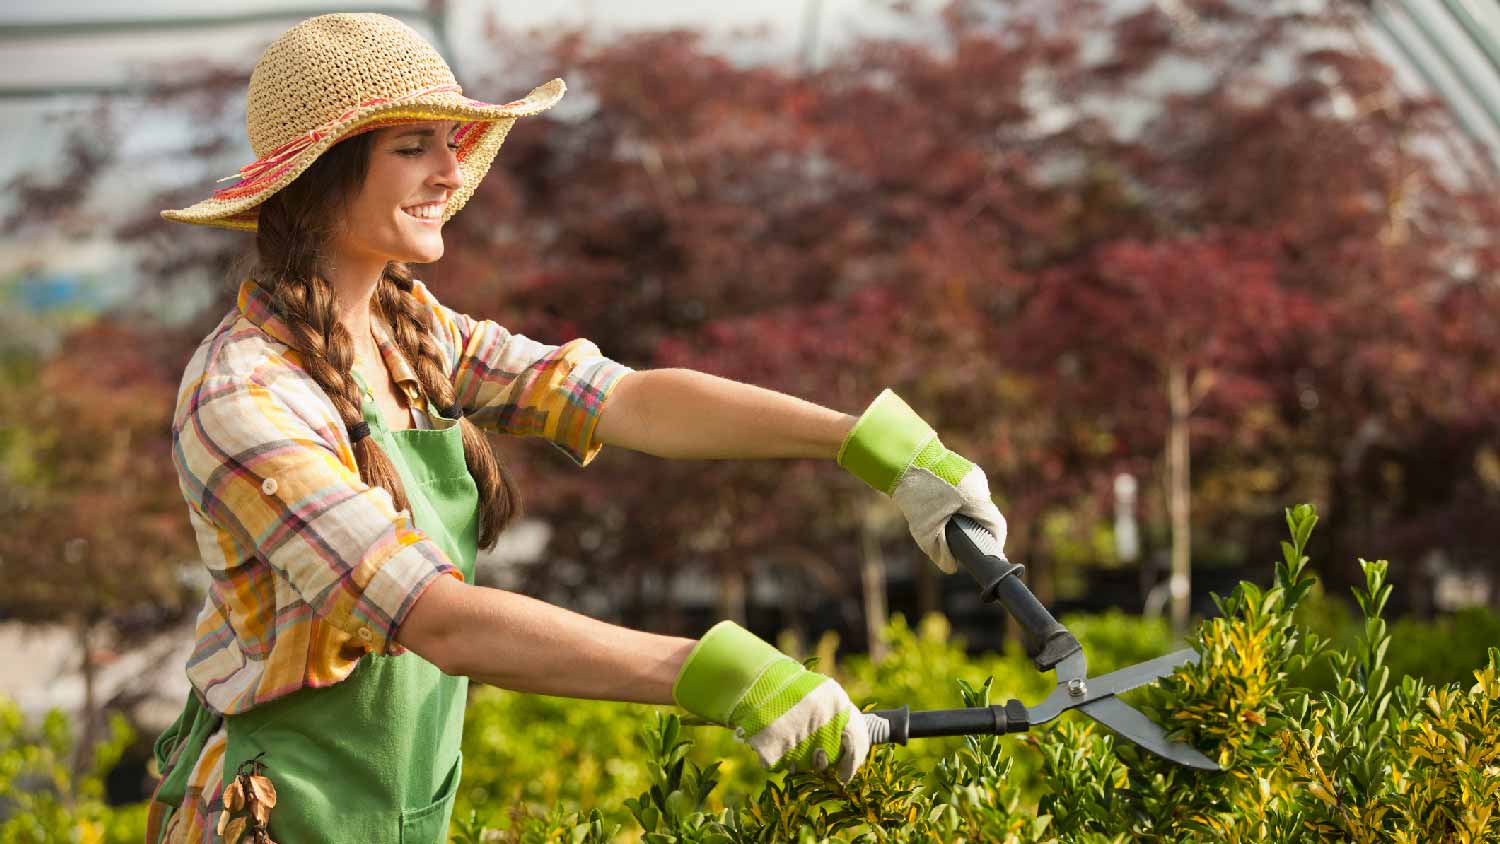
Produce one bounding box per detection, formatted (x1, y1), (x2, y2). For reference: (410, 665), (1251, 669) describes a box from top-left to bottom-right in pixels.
(161, 78), (565, 231)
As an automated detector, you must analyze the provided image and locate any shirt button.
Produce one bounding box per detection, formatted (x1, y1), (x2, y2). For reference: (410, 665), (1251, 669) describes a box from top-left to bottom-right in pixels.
(260, 478), (278, 495)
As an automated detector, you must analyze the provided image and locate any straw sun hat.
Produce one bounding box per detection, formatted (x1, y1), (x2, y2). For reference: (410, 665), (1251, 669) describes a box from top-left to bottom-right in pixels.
(161, 12), (565, 231)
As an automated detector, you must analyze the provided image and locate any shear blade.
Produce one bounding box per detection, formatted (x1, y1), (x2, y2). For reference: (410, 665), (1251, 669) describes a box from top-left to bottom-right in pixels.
(1030, 648), (1196, 724)
(1079, 696), (1220, 770)
(1080, 648), (1200, 701)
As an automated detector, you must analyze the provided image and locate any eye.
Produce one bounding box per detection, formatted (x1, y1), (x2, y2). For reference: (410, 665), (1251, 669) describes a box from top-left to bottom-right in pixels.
(397, 141), (461, 157)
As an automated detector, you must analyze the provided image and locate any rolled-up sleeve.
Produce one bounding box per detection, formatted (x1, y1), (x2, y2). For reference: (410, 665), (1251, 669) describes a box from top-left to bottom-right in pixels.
(428, 296), (632, 466)
(173, 370), (462, 657)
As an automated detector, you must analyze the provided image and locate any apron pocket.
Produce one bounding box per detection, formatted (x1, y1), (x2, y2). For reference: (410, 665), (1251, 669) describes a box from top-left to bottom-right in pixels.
(399, 751), (462, 844)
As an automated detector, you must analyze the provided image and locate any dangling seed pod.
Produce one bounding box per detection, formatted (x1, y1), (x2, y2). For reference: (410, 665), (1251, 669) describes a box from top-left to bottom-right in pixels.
(222, 752), (279, 844)
(223, 777), (247, 812)
(249, 798), (272, 827)
(248, 772), (278, 808)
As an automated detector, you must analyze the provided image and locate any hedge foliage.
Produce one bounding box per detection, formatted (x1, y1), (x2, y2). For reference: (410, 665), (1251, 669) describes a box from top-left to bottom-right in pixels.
(4, 505), (1498, 843)
(0, 700), (144, 844)
(455, 505), (1500, 843)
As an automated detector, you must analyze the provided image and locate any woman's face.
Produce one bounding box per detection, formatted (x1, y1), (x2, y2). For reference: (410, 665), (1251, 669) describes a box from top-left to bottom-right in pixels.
(332, 119), (465, 266)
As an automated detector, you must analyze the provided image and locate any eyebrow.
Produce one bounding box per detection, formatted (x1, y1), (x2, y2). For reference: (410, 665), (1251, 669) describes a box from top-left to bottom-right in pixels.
(392, 126), (459, 140)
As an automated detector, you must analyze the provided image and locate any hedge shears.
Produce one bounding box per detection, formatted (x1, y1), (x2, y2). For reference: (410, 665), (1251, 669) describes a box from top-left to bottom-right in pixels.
(863, 516), (1219, 770)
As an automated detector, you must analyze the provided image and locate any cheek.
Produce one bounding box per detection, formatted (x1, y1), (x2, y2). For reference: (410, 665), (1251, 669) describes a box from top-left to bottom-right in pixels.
(364, 191), (410, 229)
(360, 157), (409, 209)
(354, 152), (438, 234)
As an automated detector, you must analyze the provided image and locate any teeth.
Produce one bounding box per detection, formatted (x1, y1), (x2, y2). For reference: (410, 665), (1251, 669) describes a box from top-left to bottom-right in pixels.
(404, 204), (444, 219)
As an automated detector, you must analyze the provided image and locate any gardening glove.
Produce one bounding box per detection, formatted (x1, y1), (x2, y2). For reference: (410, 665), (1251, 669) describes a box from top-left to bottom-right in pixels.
(837, 389), (1007, 574)
(673, 621), (871, 782)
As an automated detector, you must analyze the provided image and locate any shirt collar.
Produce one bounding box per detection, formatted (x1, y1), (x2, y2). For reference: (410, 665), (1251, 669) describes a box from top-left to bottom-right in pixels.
(237, 278), (420, 389)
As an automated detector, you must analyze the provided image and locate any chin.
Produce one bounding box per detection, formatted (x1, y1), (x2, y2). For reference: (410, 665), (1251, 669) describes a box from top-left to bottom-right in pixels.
(402, 240), (445, 264)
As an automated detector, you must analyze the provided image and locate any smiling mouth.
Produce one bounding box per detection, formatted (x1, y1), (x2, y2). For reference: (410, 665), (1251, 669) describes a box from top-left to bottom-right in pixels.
(401, 202), (446, 223)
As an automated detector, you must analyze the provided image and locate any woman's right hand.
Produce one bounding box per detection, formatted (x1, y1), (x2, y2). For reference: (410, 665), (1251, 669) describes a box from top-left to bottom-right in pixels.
(672, 621), (871, 782)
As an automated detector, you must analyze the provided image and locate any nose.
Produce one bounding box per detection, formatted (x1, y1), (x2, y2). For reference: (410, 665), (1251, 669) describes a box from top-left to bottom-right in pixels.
(433, 139), (463, 192)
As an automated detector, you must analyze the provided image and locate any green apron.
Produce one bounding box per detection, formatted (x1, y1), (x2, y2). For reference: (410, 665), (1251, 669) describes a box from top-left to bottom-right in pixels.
(151, 372), (478, 844)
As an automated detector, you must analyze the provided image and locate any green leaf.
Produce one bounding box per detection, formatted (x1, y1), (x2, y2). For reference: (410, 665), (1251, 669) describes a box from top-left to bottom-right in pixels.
(1293, 508), (1317, 550)
(664, 789), (695, 823)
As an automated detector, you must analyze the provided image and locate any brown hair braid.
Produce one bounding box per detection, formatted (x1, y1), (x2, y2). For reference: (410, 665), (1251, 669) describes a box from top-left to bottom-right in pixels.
(232, 127), (520, 550)
(377, 262), (519, 548)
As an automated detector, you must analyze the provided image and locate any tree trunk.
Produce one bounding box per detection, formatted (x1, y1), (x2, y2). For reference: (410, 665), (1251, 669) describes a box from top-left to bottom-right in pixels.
(627, 566), (644, 631)
(1166, 362), (1193, 635)
(719, 567), (747, 626)
(914, 552), (939, 620)
(1032, 552), (1055, 608)
(780, 565), (806, 658)
(860, 521), (888, 663)
(72, 621), (98, 798)
(665, 567), (684, 634)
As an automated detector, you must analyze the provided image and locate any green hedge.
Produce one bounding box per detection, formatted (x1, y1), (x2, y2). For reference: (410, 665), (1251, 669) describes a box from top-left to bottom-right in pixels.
(0, 700), (144, 844)
(451, 505), (1500, 842)
(5, 505), (1498, 842)
(450, 608), (1184, 837)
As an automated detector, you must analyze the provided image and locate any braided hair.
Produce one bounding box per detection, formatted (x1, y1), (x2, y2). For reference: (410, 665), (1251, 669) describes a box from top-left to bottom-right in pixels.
(236, 127), (520, 549)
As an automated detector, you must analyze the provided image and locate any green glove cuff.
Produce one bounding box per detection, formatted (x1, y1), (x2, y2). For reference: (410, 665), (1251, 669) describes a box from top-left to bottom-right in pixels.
(673, 620), (787, 724)
(836, 389), (937, 495)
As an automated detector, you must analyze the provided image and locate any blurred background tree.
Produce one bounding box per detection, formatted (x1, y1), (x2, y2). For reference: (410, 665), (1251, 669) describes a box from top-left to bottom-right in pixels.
(2, 0), (1498, 801)
(8, 0), (1486, 636)
(0, 319), (200, 772)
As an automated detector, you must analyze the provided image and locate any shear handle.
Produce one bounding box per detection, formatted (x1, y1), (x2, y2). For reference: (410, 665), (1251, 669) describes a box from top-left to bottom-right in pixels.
(864, 701), (1030, 745)
(946, 516), (1082, 672)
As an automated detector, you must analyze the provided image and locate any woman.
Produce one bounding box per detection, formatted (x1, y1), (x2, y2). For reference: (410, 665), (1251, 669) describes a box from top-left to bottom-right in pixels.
(146, 13), (1007, 844)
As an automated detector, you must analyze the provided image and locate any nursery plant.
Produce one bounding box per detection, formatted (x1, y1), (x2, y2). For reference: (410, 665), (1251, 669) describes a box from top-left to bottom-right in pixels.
(0, 699), (142, 844)
(4, 505), (1497, 843)
(463, 504), (1500, 843)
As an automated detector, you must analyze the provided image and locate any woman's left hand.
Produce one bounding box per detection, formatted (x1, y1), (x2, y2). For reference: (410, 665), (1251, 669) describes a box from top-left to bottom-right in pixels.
(837, 389), (1008, 574)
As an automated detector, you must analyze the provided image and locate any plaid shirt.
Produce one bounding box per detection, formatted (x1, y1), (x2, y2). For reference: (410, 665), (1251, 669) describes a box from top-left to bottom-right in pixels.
(149, 277), (630, 842)
(173, 277), (630, 716)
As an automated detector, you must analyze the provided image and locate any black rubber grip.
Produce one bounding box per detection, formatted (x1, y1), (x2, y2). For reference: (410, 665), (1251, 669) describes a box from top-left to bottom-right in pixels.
(946, 516), (1082, 671)
(870, 701), (1029, 742)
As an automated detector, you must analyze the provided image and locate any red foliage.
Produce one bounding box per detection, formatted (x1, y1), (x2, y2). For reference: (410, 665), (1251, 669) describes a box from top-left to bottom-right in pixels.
(25, 0), (1492, 621)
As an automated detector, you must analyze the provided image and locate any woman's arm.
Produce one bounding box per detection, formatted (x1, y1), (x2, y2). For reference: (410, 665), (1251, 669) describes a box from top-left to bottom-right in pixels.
(399, 578), (875, 780)
(395, 575), (697, 704)
(593, 368), (857, 460)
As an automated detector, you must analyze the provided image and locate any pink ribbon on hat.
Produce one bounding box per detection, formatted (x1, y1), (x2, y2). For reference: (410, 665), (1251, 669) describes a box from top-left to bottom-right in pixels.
(211, 83), (465, 198)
